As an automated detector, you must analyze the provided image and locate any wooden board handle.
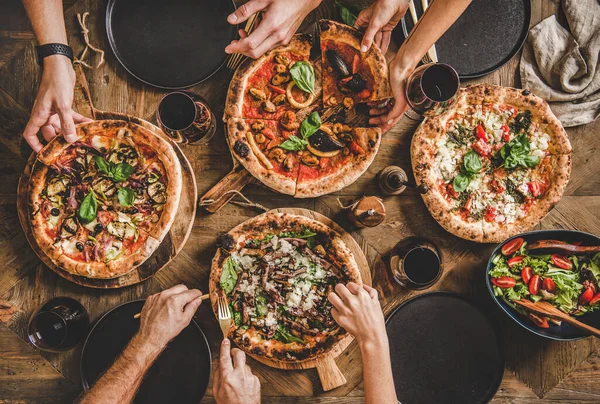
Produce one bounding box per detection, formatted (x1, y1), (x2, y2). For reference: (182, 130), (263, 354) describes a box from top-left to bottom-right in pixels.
(199, 165), (254, 213)
(315, 354), (347, 391)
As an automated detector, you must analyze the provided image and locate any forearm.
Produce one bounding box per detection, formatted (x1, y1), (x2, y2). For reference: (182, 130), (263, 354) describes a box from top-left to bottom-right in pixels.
(360, 336), (397, 404)
(79, 334), (163, 404)
(395, 0), (472, 67)
(22, 0), (68, 44)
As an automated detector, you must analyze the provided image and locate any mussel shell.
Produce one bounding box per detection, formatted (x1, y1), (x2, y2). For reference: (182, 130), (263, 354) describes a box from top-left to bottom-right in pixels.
(308, 129), (345, 152)
(342, 73), (367, 92)
(326, 50), (350, 77)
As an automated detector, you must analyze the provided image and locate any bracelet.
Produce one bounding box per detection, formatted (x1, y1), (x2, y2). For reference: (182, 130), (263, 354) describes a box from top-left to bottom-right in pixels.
(35, 43), (74, 67)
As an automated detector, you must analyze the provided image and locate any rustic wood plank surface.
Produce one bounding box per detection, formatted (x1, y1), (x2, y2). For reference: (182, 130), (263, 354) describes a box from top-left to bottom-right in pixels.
(1, 0), (599, 402)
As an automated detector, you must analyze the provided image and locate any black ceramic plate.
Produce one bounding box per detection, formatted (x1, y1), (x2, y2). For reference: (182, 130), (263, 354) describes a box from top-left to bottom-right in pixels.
(398, 0), (531, 78)
(80, 300), (211, 403)
(106, 0), (237, 89)
(486, 230), (600, 341)
(386, 292), (504, 404)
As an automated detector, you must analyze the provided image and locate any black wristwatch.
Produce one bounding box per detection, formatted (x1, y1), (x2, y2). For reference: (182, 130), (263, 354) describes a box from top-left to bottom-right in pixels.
(35, 43), (74, 66)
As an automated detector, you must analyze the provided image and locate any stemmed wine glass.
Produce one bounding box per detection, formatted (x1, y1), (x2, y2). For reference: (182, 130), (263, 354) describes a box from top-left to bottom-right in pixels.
(404, 63), (460, 120)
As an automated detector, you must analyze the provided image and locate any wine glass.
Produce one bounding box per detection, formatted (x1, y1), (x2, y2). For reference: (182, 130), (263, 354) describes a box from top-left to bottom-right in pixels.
(389, 236), (443, 290)
(404, 63), (460, 120)
(157, 91), (216, 145)
(28, 297), (89, 352)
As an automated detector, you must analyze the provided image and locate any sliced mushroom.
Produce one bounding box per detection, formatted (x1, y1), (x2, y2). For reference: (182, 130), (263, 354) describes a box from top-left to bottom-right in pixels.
(274, 54), (290, 66)
(249, 88), (267, 100)
(261, 100), (277, 113)
(268, 148), (284, 159)
(283, 156), (295, 171)
(107, 221), (127, 239)
(301, 154), (319, 166)
(108, 145), (137, 165)
(60, 217), (78, 238)
(271, 73), (291, 86)
(240, 248), (266, 257)
(280, 110), (299, 131)
(276, 153), (286, 164)
(148, 181), (167, 204)
(92, 177), (116, 197)
(251, 120), (265, 132)
(274, 64), (287, 73)
(46, 177), (68, 197)
(272, 93), (287, 106)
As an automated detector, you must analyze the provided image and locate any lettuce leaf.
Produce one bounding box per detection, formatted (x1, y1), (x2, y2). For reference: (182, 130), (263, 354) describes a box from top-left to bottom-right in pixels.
(220, 257), (239, 295)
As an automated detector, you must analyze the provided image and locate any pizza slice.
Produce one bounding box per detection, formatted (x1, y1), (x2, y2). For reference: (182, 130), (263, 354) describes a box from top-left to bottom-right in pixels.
(227, 118), (301, 196)
(319, 19), (391, 109)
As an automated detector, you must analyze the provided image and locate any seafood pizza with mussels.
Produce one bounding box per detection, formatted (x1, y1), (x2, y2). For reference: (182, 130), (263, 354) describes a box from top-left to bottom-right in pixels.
(29, 121), (182, 279)
(224, 20), (391, 197)
(209, 212), (361, 361)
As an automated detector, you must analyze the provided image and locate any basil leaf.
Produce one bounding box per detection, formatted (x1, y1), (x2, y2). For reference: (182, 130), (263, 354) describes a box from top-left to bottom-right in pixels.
(220, 257), (239, 295)
(112, 163), (134, 182)
(290, 61), (315, 94)
(453, 174), (470, 193)
(299, 112), (321, 139)
(335, 1), (362, 26)
(463, 150), (482, 175)
(117, 187), (135, 206)
(523, 154), (540, 167)
(274, 324), (304, 344)
(279, 136), (308, 151)
(78, 191), (98, 224)
(93, 156), (111, 176)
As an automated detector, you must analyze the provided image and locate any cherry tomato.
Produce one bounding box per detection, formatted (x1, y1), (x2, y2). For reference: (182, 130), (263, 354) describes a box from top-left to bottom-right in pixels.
(551, 254), (573, 270)
(484, 206), (497, 222)
(357, 89), (372, 99)
(528, 181), (541, 197)
(472, 139), (491, 157)
(351, 54), (360, 74)
(447, 183), (459, 199)
(529, 274), (542, 295)
(463, 194), (473, 212)
(261, 128), (276, 140)
(491, 277), (516, 288)
(508, 256), (524, 268)
(475, 124), (488, 142)
(529, 313), (550, 329)
(490, 179), (505, 193)
(542, 278), (556, 293)
(580, 286), (594, 305)
(589, 293), (600, 306)
(267, 83), (285, 94)
(349, 141), (365, 155)
(501, 237), (524, 256)
(521, 267), (533, 285)
(501, 124), (510, 142)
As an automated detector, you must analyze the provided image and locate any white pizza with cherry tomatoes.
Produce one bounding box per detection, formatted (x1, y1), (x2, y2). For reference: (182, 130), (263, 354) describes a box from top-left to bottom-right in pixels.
(412, 85), (572, 243)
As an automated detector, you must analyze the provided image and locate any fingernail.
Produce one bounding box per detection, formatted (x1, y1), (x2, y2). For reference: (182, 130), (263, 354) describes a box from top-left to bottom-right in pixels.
(361, 45), (368, 53)
(387, 119), (393, 125)
(228, 14), (237, 23)
(223, 339), (230, 345)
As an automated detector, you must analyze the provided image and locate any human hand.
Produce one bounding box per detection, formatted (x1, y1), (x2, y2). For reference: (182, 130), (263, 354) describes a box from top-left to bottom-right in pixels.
(213, 339), (261, 404)
(225, 0), (321, 59)
(22, 55), (91, 152)
(137, 285), (204, 351)
(355, 0), (409, 54)
(328, 282), (387, 347)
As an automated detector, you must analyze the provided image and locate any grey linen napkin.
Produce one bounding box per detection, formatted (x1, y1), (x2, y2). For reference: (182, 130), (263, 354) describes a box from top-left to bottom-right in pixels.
(520, 0), (600, 127)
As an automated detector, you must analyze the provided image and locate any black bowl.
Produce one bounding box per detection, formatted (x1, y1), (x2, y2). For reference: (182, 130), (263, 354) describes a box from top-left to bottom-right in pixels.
(486, 229), (600, 341)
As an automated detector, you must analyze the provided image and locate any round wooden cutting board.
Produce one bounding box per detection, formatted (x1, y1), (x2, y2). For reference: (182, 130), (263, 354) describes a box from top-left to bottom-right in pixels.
(17, 112), (197, 289)
(212, 208), (371, 391)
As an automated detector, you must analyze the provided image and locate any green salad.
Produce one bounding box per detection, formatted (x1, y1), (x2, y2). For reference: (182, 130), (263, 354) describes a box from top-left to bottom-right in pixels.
(489, 237), (600, 328)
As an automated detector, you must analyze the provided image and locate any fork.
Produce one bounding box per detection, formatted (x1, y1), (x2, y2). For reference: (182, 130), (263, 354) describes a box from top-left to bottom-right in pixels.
(408, 0), (438, 64)
(226, 12), (259, 71)
(217, 296), (233, 339)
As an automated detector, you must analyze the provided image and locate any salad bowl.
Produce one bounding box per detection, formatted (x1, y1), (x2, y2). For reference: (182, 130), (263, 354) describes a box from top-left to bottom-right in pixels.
(486, 229), (600, 341)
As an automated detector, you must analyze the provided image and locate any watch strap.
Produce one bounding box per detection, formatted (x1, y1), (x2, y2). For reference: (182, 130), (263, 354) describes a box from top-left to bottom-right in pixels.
(35, 43), (74, 66)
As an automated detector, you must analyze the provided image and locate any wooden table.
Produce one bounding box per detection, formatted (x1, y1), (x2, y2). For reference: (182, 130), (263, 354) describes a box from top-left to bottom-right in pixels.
(1, 0), (600, 402)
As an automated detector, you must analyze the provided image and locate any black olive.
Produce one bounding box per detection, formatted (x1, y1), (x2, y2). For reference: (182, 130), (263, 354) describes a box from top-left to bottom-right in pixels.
(86, 240), (94, 246)
(106, 206), (114, 211)
(76, 242), (84, 252)
(130, 207), (138, 214)
(233, 140), (250, 158)
(94, 224), (103, 233)
(51, 208), (60, 216)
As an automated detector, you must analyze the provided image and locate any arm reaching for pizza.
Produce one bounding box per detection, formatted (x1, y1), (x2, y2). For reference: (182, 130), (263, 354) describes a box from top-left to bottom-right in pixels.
(356, 0), (472, 133)
(212, 339), (262, 404)
(21, 0), (91, 152)
(328, 283), (397, 404)
(78, 285), (203, 404)
(225, 0), (322, 59)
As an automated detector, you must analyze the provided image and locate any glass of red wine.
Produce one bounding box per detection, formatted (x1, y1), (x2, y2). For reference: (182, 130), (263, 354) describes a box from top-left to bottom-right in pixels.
(27, 297), (89, 352)
(404, 63), (460, 120)
(157, 91), (216, 145)
(389, 236), (443, 290)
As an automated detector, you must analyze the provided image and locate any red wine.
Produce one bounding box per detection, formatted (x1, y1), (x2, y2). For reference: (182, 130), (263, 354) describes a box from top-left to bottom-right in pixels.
(29, 311), (67, 349)
(421, 64), (458, 102)
(158, 92), (197, 131)
(403, 247), (441, 285)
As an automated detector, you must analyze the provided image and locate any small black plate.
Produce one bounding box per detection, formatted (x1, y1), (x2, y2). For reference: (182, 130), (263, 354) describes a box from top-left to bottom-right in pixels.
(106, 0), (237, 89)
(80, 300), (212, 403)
(398, 0), (531, 78)
(486, 229), (600, 341)
(386, 292), (504, 404)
